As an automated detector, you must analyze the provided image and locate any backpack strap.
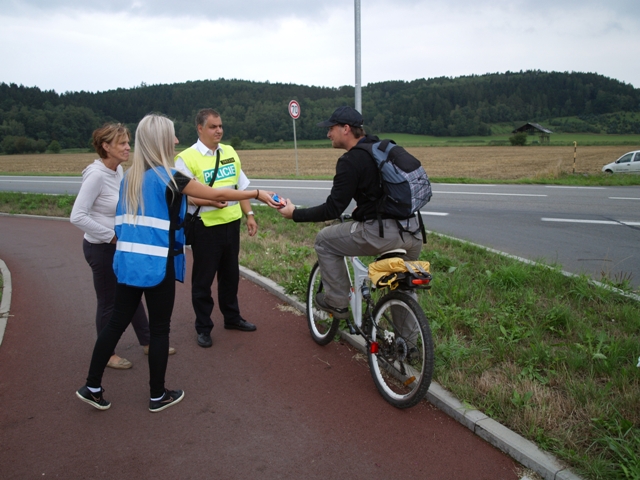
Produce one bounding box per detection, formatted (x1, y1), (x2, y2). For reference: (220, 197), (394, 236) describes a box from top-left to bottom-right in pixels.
(417, 212), (427, 244)
(179, 149), (220, 229)
(377, 139), (392, 152)
(394, 213), (427, 244)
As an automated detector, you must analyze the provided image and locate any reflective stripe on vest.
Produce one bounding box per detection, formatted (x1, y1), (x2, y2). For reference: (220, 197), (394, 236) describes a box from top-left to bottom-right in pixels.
(176, 145), (242, 227)
(116, 241), (168, 258)
(113, 168), (186, 287)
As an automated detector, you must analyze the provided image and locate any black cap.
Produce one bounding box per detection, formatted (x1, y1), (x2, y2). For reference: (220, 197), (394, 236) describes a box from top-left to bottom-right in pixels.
(316, 106), (363, 128)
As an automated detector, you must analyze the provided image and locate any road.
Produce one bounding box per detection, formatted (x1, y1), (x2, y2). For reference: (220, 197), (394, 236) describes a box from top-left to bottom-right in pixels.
(2, 176), (639, 288)
(0, 215), (520, 479)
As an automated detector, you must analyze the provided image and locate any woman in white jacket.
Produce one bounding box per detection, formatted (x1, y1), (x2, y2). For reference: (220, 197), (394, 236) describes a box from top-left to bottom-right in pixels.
(71, 123), (175, 369)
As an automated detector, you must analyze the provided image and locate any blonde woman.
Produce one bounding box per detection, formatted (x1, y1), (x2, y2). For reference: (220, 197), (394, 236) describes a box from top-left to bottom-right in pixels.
(71, 123), (175, 370)
(76, 113), (281, 412)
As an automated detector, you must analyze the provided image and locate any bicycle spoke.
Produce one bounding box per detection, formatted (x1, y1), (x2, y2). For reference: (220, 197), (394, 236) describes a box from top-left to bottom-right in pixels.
(306, 262), (340, 346)
(367, 291), (434, 408)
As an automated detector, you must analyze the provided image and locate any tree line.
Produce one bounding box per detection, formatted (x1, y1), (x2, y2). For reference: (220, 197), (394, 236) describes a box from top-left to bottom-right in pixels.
(1, 70), (639, 153)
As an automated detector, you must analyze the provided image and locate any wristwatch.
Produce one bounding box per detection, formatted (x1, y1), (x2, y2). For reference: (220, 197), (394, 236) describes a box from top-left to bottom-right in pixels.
(246, 210), (254, 216)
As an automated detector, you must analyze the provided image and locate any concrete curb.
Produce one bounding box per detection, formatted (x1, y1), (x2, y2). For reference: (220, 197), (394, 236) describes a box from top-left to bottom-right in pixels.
(239, 265), (584, 480)
(0, 258), (12, 348)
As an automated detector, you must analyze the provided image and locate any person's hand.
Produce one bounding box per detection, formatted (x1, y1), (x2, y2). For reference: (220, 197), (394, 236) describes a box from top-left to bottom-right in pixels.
(257, 190), (281, 208)
(210, 200), (228, 208)
(110, 234), (117, 244)
(246, 215), (258, 236)
(278, 199), (295, 219)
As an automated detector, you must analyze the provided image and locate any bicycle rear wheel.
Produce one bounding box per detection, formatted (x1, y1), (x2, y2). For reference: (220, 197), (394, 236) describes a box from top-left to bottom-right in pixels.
(306, 262), (340, 346)
(367, 291), (434, 408)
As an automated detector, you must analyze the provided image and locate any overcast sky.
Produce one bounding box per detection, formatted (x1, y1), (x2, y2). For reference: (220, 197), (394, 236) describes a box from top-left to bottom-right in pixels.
(1, 0), (639, 94)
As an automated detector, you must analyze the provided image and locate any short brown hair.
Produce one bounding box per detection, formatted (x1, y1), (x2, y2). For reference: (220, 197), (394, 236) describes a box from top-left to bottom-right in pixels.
(92, 123), (130, 159)
(341, 124), (365, 139)
(195, 108), (221, 128)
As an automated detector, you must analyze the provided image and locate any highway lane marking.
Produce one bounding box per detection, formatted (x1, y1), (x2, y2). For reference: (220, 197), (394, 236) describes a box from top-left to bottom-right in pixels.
(253, 185), (330, 190)
(545, 186), (606, 189)
(0, 178), (81, 183)
(541, 218), (640, 226)
(609, 197), (640, 200)
(253, 186), (540, 197)
(435, 191), (546, 197)
(420, 211), (449, 216)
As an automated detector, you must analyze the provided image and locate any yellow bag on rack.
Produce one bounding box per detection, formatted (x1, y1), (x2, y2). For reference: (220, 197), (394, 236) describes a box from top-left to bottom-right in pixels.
(368, 258), (431, 289)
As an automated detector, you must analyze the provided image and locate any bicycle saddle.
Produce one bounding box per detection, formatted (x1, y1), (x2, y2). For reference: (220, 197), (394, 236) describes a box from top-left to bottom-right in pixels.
(375, 248), (407, 261)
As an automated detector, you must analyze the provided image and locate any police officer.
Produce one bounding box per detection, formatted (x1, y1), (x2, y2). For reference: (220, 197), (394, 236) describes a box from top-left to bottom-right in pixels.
(175, 109), (257, 348)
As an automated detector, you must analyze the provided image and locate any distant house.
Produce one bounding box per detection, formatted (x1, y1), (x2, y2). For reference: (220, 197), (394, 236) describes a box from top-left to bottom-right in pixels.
(512, 122), (553, 144)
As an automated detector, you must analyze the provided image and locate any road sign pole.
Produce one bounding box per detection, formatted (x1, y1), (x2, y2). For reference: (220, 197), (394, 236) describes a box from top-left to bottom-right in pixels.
(293, 118), (299, 176)
(354, 0), (362, 114)
(288, 100), (301, 176)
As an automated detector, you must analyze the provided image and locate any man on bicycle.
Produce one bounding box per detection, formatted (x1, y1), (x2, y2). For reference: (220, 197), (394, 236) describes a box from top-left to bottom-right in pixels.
(278, 106), (423, 319)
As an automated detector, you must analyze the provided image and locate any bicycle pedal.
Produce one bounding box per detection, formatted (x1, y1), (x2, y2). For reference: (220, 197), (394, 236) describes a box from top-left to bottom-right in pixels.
(345, 319), (357, 335)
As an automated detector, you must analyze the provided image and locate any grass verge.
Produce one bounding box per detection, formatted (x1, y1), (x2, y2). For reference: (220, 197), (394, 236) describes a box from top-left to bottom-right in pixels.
(1, 194), (639, 479)
(0, 192), (76, 216)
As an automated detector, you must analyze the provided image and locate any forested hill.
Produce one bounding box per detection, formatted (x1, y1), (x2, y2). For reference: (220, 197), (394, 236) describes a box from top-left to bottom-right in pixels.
(1, 70), (639, 153)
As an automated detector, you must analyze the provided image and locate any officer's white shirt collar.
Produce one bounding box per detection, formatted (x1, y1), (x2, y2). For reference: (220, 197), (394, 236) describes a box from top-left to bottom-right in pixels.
(194, 139), (223, 157)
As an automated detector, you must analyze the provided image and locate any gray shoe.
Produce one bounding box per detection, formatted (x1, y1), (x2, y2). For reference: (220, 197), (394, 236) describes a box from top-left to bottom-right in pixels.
(315, 292), (350, 319)
(197, 332), (212, 348)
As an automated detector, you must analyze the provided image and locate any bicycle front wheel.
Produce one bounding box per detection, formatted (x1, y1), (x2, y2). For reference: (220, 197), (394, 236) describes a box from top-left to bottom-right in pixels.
(368, 291), (434, 408)
(306, 262), (340, 346)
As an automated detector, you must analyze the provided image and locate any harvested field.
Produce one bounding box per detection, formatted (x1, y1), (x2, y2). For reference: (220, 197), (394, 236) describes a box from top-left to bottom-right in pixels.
(1, 145), (638, 179)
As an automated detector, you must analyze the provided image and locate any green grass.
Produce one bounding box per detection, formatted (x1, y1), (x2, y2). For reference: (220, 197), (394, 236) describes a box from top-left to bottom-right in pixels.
(0, 192), (76, 216)
(236, 132), (640, 149)
(1, 192), (639, 479)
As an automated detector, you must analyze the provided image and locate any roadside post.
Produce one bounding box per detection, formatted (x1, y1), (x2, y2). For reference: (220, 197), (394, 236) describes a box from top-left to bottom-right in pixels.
(289, 100), (301, 176)
(573, 141), (577, 174)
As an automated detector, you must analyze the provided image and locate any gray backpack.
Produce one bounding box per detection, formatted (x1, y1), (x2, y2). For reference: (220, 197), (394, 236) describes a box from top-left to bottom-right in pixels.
(354, 139), (432, 242)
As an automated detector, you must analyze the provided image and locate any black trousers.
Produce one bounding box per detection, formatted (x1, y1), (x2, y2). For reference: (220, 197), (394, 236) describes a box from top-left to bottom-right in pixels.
(191, 218), (243, 334)
(86, 260), (175, 398)
(82, 239), (150, 351)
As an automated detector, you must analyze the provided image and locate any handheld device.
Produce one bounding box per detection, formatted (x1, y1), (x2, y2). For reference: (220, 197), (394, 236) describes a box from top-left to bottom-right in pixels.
(272, 194), (286, 208)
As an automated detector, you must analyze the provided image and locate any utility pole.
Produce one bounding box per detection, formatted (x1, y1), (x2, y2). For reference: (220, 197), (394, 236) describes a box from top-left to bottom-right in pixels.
(354, 0), (362, 114)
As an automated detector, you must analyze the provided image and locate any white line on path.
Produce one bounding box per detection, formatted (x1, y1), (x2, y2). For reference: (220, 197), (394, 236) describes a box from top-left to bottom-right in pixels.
(609, 197), (640, 200)
(541, 218), (640, 226)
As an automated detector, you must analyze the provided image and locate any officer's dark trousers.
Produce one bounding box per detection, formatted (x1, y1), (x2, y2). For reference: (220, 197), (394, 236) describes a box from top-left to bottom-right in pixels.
(191, 218), (243, 334)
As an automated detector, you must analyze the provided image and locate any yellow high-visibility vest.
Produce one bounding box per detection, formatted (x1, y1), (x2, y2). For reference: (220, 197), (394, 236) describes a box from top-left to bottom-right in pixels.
(177, 144), (243, 226)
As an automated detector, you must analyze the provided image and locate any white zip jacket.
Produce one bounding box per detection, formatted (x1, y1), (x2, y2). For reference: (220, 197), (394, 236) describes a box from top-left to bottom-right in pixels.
(70, 159), (123, 244)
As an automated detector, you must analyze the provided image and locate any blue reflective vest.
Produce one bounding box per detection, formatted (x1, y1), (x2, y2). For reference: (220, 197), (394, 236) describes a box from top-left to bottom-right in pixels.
(113, 168), (186, 287)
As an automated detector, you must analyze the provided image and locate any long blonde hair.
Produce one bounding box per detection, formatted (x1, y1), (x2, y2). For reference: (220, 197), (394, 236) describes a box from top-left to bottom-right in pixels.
(122, 114), (178, 219)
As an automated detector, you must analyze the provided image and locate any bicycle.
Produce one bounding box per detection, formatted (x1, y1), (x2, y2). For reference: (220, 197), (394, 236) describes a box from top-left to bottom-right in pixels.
(305, 223), (434, 409)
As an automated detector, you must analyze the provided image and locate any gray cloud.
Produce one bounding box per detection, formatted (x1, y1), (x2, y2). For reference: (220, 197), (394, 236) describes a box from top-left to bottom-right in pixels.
(2, 0), (330, 21)
(2, 0), (639, 22)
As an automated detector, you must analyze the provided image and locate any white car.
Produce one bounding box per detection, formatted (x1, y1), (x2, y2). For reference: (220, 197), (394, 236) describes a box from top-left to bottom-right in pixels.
(602, 150), (640, 174)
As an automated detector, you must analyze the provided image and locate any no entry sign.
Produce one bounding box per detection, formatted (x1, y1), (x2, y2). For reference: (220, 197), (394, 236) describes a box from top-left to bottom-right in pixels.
(288, 100), (300, 119)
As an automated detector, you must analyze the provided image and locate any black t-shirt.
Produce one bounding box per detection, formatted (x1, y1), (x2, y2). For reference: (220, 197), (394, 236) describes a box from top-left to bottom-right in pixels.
(292, 135), (383, 223)
(165, 170), (192, 219)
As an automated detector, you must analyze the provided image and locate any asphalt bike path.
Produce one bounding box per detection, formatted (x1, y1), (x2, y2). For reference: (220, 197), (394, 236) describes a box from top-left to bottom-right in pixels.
(0, 215), (524, 479)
